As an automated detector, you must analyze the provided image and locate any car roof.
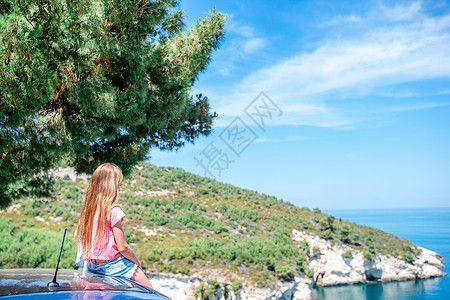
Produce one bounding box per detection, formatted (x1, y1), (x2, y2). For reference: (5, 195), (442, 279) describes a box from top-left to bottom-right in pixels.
(0, 269), (171, 300)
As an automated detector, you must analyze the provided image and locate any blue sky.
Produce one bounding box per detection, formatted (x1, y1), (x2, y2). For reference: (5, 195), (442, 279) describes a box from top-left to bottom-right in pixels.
(150, 0), (450, 210)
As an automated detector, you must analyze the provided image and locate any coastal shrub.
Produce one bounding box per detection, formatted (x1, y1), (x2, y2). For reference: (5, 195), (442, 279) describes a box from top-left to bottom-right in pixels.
(65, 185), (80, 200)
(275, 263), (294, 281)
(402, 244), (421, 257)
(257, 280), (269, 288)
(158, 181), (171, 190)
(197, 186), (210, 195)
(342, 250), (352, 259)
(211, 221), (228, 234)
(52, 206), (64, 217)
(364, 234), (375, 246)
(298, 218), (313, 230)
(338, 225), (351, 243)
(240, 221), (249, 228)
(319, 229), (332, 239)
(306, 269), (314, 277)
(216, 202), (260, 222)
(186, 222), (197, 230)
(207, 279), (220, 289)
(163, 262), (174, 273)
(62, 211), (76, 222)
(124, 229), (139, 244)
(350, 231), (361, 245)
(298, 240), (310, 254)
(231, 280), (242, 295)
(296, 253), (307, 269)
(319, 215), (335, 231)
(194, 282), (206, 299)
(150, 212), (169, 226)
(363, 250), (375, 261)
(146, 248), (163, 262)
(179, 266), (189, 275)
(175, 211), (213, 228)
(402, 252), (415, 264)
(206, 280), (220, 297)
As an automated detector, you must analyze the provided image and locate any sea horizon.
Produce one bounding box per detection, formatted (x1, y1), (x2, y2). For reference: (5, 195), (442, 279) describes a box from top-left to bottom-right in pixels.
(323, 206), (450, 212)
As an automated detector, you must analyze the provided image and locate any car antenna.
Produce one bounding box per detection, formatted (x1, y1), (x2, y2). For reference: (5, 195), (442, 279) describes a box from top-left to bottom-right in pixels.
(47, 228), (67, 288)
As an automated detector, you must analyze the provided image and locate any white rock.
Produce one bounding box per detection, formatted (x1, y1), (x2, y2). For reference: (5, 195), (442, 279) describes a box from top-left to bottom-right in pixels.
(52, 167), (89, 182)
(293, 278), (313, 300)
(291, 229), (446, 287)
(416, 247), (444, 268)
(150, 275), (193, 300)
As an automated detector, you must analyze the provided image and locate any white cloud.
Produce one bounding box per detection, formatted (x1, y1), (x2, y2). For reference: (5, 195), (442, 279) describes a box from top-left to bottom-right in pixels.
(229, 24), (255, 38)
(329, 1), (423, 26)
(380, 1), (423, 21)
(226, 16), (255, 37)
(242, 37), (266, 54)
(206, 2), (450, 128)
(210, 17), (268, 75)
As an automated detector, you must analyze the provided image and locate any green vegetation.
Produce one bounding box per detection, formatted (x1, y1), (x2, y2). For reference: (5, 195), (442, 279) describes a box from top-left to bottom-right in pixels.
(194, 283), (206, 299)
(298, 240), (310, 254)
(363, 250), (376, 262)
(0, 216), (75, 269)
(0, 162), (421, 286)
(231, 280), (242, 295)
(0, 0), (225, 205)
(402, 252), (415, 264)
(342, 250), (353, 259)
(194, 280), (222, 299)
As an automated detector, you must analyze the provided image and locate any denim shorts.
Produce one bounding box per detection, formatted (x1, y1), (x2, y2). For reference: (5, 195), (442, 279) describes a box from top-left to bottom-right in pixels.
(87, 255), (138, 280)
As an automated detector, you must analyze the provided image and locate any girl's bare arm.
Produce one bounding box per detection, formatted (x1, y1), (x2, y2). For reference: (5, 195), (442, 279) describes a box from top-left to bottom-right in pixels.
(112, 220), (142, 268)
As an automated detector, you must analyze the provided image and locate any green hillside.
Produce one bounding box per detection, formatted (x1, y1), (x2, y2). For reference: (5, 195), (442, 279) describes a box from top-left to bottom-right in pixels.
(0, 162), (421, 286)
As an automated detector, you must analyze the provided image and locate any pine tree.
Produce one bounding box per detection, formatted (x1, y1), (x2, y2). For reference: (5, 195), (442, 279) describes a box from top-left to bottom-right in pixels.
(0, 0), (225, 205)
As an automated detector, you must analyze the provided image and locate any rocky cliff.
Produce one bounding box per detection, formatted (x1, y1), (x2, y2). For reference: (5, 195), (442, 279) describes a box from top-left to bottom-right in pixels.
(292, 230), (445, 286)
(150, 229), (446, 300)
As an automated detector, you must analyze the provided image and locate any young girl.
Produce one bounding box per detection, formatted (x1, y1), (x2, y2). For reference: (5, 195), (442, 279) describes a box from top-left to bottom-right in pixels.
(74, 163), (153, 289)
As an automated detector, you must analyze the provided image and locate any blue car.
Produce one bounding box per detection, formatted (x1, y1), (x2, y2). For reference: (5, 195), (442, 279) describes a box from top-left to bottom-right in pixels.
(0, 268), (171, 300)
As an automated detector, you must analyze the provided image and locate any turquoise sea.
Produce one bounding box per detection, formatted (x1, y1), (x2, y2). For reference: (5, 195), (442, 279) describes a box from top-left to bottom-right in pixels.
(313, 207), (450, 300)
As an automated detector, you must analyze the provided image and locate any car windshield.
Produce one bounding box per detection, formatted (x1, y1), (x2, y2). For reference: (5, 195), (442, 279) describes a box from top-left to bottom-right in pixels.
(0, 269), (150, 296)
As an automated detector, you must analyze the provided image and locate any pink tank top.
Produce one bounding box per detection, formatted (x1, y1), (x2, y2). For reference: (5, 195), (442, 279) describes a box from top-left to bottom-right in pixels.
(84, 204), (126, 261)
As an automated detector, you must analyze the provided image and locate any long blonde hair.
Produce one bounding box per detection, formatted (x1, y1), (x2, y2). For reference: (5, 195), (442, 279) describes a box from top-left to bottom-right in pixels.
(74, 163), (123, 258)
